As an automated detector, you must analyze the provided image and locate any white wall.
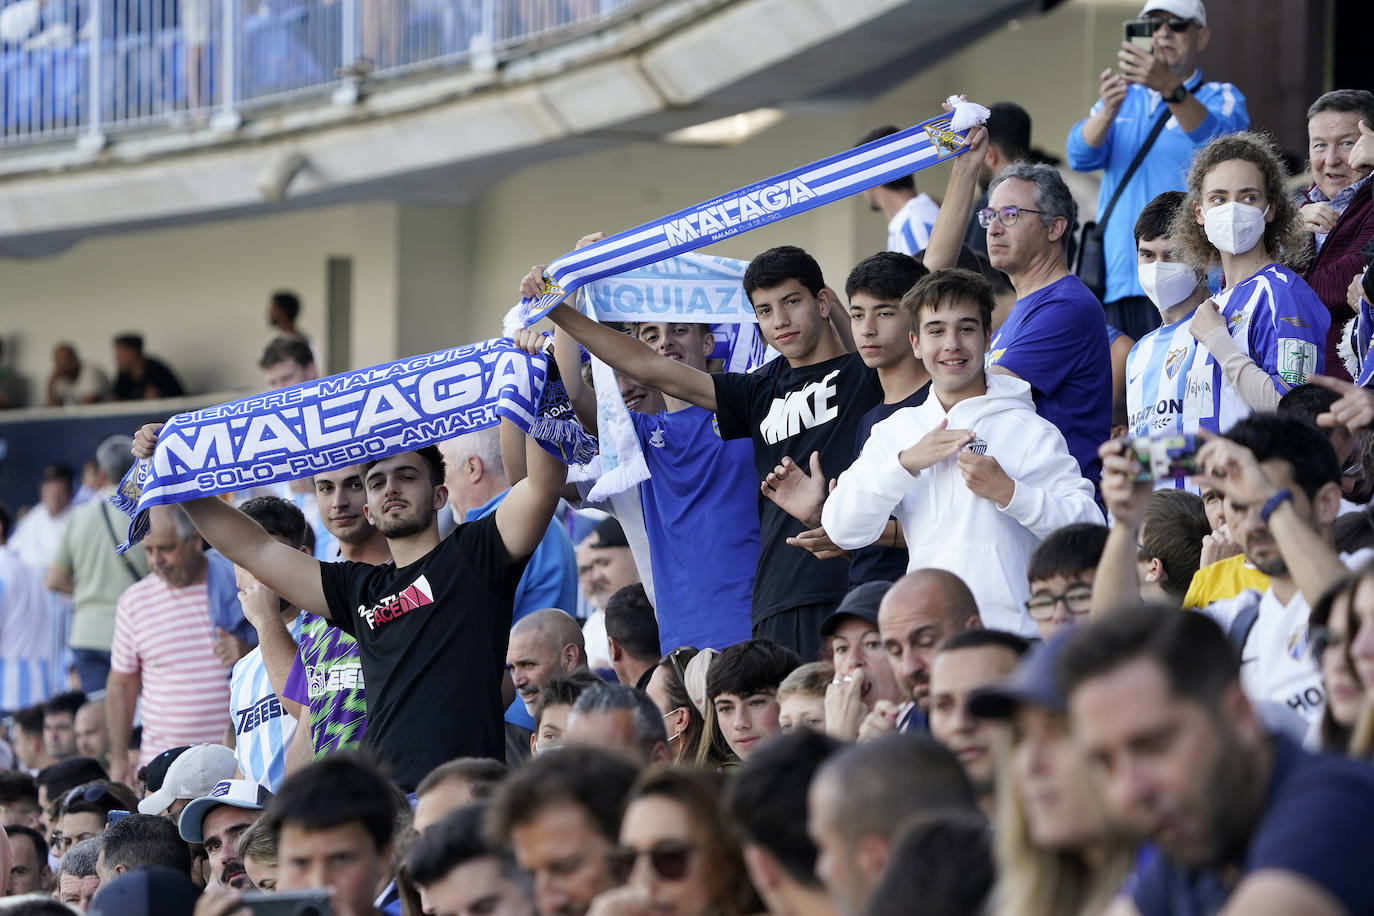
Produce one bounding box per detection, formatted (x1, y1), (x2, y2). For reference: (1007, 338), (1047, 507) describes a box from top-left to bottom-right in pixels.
(1, 0), (1141, 395)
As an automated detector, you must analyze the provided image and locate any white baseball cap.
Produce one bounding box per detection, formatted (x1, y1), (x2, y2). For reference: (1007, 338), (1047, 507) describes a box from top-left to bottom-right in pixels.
(136, 744), (238, 815)
(178, 779), (274, 844)
(1137, 0), (1206, 27)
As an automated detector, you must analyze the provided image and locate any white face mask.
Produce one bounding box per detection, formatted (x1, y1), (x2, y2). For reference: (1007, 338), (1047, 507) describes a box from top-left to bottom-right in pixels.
(1203, 201), (1269, 255)
(1138, 260), (1199, 312)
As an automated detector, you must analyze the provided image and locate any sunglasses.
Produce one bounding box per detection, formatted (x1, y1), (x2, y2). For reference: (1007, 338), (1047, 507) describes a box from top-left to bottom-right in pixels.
(663, 646), (695, 686)
(63, 783), (113, 809)
(607, 841), (696, 883)
(1144, 16), (1194, 32)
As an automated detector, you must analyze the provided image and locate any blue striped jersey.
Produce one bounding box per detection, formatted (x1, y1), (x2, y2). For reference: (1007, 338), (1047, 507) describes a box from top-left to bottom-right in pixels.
(0, 547), (53, 712)
(1126, 311), (1197, 440)
(229, 613), (305, 791)
(1181, 265), (1328, 436)
(887, 193), (940, 255)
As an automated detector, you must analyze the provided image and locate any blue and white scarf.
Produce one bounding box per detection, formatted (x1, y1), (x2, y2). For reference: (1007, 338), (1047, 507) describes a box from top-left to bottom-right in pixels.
(578, 252), (766, 499)
(506, 99), (990, 329)
(111, 338), (595, 551)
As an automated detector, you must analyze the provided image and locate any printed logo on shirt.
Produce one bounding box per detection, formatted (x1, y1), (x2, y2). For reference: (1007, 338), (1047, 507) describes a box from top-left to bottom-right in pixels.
(1287, 685), (1325, 715)
(711, 415), (722, 439)
(357, 574), (434, 631)
(1129, 398), (1185, 434)
(964, 437), (988, 455)
(648, 428), (666, 449)
(1279, 340), (1317, 386)
(236, 694), (285, 735)
(988, 348), (1006, 364)
(306, 662), (364, 697)
(1165, 347), (1189, 380)
(1279, 315), (1310, 328)
(1287, 626), (1310, 662)
(757, 370), (841, 445)
(1227, 311), (1245, 329)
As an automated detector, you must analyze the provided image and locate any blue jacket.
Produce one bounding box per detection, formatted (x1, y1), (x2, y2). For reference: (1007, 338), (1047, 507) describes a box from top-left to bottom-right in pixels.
(1066, 69), (1248, 304)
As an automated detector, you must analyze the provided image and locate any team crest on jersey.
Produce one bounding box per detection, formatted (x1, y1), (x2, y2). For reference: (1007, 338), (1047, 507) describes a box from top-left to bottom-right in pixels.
(1279, 315), (1310, 328)
(964, 437), (988, 455)
(1227, 311), (1244, 329)
(1288, 626), (1309, 661)
(711, 414), (722, 439)
(648, 428), (666, 449)
(1164, 347), (1189, 379)
(1279, 340), (1317, 386)
(988, 348), (1006, 364)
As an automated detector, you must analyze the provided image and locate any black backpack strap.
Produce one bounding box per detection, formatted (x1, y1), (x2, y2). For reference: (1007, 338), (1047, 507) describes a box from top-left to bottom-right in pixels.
(1227, 600), (1260, 655)
(1097, 103), (1173, 231)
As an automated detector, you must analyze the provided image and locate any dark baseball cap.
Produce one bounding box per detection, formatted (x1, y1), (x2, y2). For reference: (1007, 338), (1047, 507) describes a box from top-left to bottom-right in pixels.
(967, 633), (1070, 719)
(588, 517), (629, 549)
(819, 581), (891, 639)
(88, 865), (201, 916)
(140, 746), (191, 794)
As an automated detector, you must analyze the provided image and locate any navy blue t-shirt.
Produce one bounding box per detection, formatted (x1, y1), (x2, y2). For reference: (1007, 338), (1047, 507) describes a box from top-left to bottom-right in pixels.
(630, 404), (759, 652)
(1133, 734), (1374, 916)
(987, 274), (1111, 482)
(847, 383), (931, 587)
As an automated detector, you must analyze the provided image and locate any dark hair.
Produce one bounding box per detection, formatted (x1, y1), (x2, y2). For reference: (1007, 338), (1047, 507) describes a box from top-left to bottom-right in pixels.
(533, 670), (602, 732)
(813, 734), (978, 842)
(1306, 89), (1374, 130)
(42, 691), (86, 723)
(855, 126), (915, 192)
(362, 445), (446, 489)
(604, 584), (661, 663)
(258, 336), (315, 372)
(1278, 383), (1340, 423)
(41, 464), (76, 490)
(844, 251), (929, 302)
(13, 706), (44, 737)
(706, 639), (801, 703)
(938, 628), (1032, 658)
(653, 647), (728, 765)
(100, 813), (193, 876)
(569, 683), (667, 761)
(1056, 605), (1238, 706)
(238, 496), (309, 549)
(37, 758), (108, 803)
(1222, 412), (1340, 499)
(984, 102), (1031, 160)
(902, 269), (996, 336)
(1027, 523), (1110, 584)
(270, 291), (302, 322)
(1142, 490), (1211, 601)
(408, 802), (520, 888)
(1134, 190), (1188, 244)
(113, 334), (144, 354)
(725, 729), (843, 886)
(865, 810), (994, 916)
(6, 824), (48, 868)
(265, 754), (396, 851)
(485, 746), (637, 846)
(415, 758), (508, 801)
(743, 246), (826, 301)
(0, 503), (11, 542)
(0, 770), (38, 807)
(59, 780), (138, 820)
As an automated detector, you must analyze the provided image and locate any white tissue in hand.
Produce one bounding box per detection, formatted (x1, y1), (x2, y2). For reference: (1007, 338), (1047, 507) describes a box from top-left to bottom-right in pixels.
(946, 96), (990, 132)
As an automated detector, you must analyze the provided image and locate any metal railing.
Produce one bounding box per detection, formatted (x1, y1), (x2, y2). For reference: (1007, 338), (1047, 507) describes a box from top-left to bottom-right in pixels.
(0, 0), (651, 148)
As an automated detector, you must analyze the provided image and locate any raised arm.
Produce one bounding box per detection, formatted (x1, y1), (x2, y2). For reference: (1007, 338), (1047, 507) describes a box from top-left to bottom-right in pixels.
(923, 126), (988, 271)
(131, 424), (330, 617)
(539, 300), (718, 410)
(494, 418), (569, 561)
(1091, 439), (1154, 616)
(550, 323), (599, 433)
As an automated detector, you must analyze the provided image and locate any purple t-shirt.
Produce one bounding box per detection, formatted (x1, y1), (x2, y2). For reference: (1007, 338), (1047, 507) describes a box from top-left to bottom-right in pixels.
(282, 613), (368, 757)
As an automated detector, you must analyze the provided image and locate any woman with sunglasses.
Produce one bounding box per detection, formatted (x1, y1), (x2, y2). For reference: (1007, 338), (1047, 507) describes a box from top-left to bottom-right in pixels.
(53, 781), (139, 857)
(592, 768), (757, 916)
(644, 647), (731, 767)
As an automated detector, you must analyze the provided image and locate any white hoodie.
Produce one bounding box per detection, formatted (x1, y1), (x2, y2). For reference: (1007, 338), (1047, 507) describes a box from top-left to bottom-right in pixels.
(822, 374), (1103, 635)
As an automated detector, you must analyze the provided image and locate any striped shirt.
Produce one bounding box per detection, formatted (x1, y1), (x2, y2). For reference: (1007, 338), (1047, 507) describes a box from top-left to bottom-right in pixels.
(110, 574), (231, 766)
(230, 613), (305, 791)
(1125, 311), (1200, 492)
(887, 193), (941, 255)
(0, 547), (52, 711)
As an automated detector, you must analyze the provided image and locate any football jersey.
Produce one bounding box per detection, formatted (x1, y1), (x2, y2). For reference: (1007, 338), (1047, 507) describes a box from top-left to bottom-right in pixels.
(1126, 311), (1197, 440)
(887, 193), (941, 255)
(1182, 265), (1328, 435)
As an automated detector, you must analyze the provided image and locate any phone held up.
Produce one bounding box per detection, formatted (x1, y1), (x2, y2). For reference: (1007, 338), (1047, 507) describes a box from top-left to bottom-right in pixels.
(1124, 19), (1155, 53)
(241, 890), (333, 916)
(1131, 435), (1200, 483)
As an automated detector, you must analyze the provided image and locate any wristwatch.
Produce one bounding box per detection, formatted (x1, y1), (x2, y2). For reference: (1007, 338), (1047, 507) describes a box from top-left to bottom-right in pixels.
(1163, 84), (1190, 104)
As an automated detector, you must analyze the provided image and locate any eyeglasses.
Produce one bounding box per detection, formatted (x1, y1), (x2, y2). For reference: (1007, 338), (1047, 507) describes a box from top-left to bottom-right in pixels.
(1144, 16), (1193, 33)
(1024, 586), (1093, 620)
(977, 206), (1049, 228)
(606, 841), (696, 883)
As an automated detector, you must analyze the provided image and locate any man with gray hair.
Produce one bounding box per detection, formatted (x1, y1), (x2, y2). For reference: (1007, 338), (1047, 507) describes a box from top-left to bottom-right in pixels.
(47, 435), (150, 694)
(57, 835), (102, 910)
(506, 609), (588, 716)
(563, 682), (669, 766)
(104, 505), (231, 787)
(982, 162), (1112, 483)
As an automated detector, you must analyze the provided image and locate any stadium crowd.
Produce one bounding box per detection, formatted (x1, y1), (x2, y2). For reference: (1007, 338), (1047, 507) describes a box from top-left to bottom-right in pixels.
(1, 1), (1374, 913)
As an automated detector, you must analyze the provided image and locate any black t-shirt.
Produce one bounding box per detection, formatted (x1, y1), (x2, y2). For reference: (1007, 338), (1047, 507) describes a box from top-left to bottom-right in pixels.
(113, 357), (185, 400)
(847, 383), (931, 587)
(319, 514), (526, 790)
(713, 351), (884, 623)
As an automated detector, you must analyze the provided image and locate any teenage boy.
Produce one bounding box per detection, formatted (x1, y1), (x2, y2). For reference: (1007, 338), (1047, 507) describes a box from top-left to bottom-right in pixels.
(705, 638), (801, 761)
(821, 270), (1102, 637)
(530, 247), (883, 661)
(1024, 522), (1109, 642)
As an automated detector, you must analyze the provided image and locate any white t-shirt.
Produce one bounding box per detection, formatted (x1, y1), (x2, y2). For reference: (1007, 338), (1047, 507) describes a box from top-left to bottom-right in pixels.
(886, 193), (941, 255)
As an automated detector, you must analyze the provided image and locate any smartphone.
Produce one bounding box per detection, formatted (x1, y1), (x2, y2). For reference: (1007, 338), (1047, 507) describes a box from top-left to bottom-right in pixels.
(240, 890), (332, 916)
(1124, 19), (1155, 52)
(106, 810), (130, 828)
(1131, 435), (1199, 482)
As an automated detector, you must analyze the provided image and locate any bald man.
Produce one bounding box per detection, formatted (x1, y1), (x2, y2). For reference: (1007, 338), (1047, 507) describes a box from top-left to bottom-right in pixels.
(506, 609), (588, 715)
(860, 569), (982, 739)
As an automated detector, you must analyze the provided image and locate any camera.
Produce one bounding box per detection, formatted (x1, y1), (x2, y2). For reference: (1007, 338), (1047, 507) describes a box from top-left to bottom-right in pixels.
(1130, 435), (1199, 482)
